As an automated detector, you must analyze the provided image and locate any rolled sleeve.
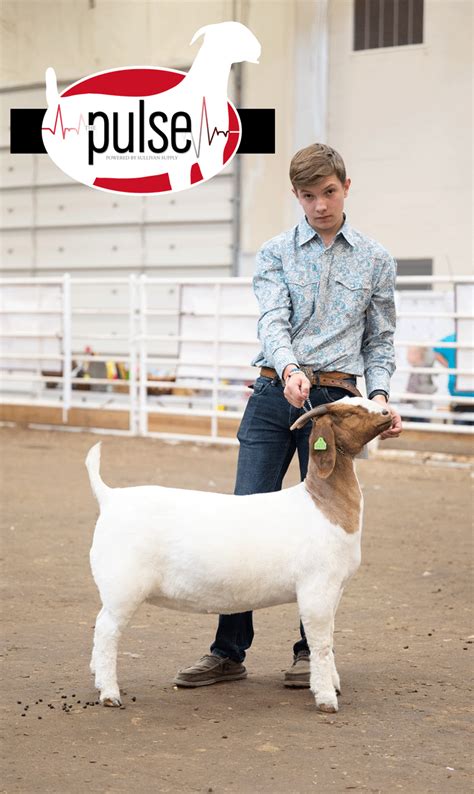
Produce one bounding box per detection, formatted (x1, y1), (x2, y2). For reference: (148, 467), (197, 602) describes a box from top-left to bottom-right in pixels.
(253, 244), (298, 379)
(362, 256), (397, 396)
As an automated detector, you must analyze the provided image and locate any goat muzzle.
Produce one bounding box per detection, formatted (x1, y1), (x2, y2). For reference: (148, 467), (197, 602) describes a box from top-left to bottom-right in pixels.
(290, 404), (329, 431)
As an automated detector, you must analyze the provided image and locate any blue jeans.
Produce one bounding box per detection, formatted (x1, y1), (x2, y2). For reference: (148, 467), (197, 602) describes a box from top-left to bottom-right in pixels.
(210, 375), (353, 663)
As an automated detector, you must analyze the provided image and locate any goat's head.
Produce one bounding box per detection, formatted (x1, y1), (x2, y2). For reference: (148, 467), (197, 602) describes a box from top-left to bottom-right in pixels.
(190, 22), (261, 64)
(290, 397), (392, 479)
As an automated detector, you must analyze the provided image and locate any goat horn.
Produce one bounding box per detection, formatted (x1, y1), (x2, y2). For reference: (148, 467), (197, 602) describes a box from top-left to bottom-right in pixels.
(289, 404), (329, 431)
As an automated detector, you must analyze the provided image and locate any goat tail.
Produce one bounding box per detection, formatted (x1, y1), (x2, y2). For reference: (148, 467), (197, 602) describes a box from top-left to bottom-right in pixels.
(85, 442), (110, 506)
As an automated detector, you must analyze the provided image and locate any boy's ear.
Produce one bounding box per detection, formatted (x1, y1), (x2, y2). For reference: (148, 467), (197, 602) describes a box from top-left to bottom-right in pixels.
(312, 415), (336, 479)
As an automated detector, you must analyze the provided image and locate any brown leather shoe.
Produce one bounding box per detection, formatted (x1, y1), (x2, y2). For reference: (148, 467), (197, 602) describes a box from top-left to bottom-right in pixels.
(173, 653), (247, 687)
(283, 649), (310, 688)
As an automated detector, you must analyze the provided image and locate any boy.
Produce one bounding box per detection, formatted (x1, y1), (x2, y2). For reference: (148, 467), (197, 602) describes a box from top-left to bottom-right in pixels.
(174, 143), (402, 689)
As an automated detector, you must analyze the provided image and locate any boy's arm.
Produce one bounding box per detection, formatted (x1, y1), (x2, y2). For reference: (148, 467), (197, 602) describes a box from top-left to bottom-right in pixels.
(253, 243), (298, 380)
(362, 255), (397, 397)
(253, 244), (312, 407)
(362, 255), (402, 438)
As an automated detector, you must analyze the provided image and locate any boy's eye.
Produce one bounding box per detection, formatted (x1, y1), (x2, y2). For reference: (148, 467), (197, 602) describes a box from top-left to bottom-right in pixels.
(326, 189), (334, 195)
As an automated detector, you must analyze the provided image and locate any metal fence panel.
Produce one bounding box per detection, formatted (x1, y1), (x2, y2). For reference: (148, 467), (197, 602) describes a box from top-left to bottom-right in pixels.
(0, 274), (473, 441)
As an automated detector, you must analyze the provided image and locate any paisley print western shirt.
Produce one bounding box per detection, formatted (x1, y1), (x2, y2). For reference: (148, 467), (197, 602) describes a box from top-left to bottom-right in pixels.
(251, 215), (397, 396)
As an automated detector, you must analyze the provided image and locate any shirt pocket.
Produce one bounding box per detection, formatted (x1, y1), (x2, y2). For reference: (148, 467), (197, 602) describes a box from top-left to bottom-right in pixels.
(333, 274), (372, 314)
(287, 276), (319, 334)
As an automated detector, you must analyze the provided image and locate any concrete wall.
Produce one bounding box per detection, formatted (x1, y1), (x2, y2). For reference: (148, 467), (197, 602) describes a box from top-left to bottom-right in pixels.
(327, 0), (473, 275)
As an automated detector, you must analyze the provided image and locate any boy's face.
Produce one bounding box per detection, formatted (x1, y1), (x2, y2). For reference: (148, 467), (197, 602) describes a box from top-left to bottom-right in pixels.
(292, 175), (351, 238)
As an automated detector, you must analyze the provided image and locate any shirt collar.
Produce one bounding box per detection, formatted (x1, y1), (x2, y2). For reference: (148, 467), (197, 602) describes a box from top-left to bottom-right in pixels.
(297, 214), (355, 248)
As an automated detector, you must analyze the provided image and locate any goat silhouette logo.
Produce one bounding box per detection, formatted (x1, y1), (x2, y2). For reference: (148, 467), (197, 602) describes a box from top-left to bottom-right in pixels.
(41, 21), (261, 195)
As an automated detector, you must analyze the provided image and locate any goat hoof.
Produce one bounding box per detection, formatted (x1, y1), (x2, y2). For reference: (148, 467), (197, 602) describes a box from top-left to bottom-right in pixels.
(316, 692), (338, 713)
(318, 702), (338, 713)
(335, 687), (341, 696)
(101, 696), (122, 707)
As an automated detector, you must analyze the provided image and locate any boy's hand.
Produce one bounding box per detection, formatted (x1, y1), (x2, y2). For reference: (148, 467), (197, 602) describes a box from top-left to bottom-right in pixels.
(283, 365), (311, 408)
(371, 394), (403, 438)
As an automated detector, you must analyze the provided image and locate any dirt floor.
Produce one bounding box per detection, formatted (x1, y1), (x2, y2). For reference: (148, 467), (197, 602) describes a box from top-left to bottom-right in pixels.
(1, 426), (473, 794)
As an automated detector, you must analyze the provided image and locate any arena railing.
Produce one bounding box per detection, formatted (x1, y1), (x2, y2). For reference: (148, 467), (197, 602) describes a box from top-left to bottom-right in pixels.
(0, 273), (472, 442)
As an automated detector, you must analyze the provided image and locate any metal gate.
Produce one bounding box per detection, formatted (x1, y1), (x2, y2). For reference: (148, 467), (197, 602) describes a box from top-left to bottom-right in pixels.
(1, 274), (473, 443)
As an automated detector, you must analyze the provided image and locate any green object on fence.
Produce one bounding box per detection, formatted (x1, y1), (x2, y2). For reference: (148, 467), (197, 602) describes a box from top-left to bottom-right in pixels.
(314, 437), (327, 450)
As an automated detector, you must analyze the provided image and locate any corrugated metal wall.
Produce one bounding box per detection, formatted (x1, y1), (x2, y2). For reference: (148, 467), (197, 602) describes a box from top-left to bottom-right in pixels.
(1, 82), (238, 353)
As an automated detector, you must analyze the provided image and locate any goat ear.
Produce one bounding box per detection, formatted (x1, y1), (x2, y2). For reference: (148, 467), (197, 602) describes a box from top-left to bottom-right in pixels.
(190, 25), (208, 45)
(312, 416), (336, 479)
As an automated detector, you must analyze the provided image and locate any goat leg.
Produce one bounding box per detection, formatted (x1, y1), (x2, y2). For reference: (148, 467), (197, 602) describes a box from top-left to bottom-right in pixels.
(92, 606), (131, 706)
(298, 584), (339, 712)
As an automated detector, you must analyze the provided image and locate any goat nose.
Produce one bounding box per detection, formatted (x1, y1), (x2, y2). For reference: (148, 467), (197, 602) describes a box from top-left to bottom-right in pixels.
(382, 409), (389, 415)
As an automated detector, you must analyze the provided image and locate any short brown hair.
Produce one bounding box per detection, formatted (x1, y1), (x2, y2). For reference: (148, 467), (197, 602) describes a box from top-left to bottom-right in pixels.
(289, 143), (346, 189)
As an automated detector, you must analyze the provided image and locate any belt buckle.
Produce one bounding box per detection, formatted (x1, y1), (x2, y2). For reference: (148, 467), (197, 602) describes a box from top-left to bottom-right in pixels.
(312, 369), (320, 389)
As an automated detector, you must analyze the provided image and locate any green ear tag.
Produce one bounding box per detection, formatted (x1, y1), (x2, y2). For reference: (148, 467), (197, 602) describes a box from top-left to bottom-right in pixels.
(314, 436), (327, 451)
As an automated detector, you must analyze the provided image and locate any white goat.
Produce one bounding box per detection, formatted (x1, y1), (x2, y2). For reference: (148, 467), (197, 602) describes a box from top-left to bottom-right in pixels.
(86, 396), (391, 712)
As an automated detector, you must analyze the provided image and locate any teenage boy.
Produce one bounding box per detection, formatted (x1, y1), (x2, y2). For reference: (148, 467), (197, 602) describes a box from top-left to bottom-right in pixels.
(174, 143), (402, 689)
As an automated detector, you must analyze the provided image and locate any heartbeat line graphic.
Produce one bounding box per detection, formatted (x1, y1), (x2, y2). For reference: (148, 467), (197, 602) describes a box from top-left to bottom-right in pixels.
(41, 97), (239, 155)
(190, 97), (240, 158)
(42, 105), (88, 139)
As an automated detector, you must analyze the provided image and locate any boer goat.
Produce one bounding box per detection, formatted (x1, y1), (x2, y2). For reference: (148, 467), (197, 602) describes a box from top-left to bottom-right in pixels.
(86, 396), (391, 712)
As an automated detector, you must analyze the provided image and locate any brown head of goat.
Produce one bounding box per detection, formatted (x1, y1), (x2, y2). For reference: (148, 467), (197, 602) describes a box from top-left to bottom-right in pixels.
(290, 397), (392, 534)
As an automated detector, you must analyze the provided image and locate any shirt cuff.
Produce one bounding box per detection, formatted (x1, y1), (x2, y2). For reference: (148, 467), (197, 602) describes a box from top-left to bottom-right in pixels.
(369, 389), (389, 401)
(365, 367), (391, 397)
(273, 347), (298, 380)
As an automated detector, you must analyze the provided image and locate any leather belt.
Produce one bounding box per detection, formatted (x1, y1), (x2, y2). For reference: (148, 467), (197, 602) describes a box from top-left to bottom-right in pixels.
(259, 366), (362, 398)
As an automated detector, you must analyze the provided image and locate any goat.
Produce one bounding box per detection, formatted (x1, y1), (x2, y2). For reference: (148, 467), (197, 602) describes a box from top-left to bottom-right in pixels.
(86, 396), (392, 712)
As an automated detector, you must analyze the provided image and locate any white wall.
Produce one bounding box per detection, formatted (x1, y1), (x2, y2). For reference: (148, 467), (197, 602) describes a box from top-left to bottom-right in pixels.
(1, 0), (235, 81)
(327, 0), (472, 275)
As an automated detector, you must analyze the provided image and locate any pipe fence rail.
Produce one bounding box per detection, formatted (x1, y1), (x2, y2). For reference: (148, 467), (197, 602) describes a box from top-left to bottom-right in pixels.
(0, 273), (473, 442)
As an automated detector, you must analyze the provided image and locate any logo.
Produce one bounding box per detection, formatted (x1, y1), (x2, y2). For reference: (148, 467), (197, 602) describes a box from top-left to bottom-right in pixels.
(41, 21), (261, 195)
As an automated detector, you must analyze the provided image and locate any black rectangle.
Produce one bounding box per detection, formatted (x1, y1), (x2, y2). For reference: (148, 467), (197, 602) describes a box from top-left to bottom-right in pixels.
(10, 108), (47, 153)
(10, 107), (275, 155)
(237, 108), (275, 154)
